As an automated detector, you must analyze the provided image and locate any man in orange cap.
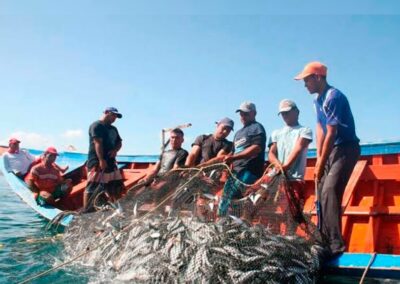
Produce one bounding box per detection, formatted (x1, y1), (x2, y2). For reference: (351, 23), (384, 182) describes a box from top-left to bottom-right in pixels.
(26, 147), (72, 206)
(295, 62), (360, 257)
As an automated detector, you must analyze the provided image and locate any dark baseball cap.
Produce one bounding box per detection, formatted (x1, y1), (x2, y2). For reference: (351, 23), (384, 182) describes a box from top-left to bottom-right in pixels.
(216, 117), (234, 130)
(105, 107), (122, 118)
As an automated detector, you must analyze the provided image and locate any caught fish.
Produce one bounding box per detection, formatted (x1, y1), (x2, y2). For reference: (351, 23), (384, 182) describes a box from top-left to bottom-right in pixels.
(62, 166), (324, 284)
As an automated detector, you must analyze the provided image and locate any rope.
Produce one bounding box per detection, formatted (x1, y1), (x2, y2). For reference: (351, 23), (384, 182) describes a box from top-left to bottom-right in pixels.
(171, 162), (274, 188)
(359, 253), (376, 284)
(18, 239), (110, 284)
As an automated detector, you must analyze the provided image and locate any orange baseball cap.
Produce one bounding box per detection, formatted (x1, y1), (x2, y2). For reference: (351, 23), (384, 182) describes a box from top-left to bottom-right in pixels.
(294, 61), (327, 80)
(9, 138), (21, 144)
(45, 146), (59, 156)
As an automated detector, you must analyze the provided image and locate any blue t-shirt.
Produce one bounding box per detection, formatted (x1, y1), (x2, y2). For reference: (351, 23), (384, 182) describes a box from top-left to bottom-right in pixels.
(269, 125), (312, 180)
(232, 121), (267, 178)
(314, 86), (359, 145)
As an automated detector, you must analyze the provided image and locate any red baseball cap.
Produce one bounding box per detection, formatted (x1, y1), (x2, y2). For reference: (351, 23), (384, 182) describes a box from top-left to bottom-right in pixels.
(294, 61), (327, 80)
(9, 138), (20, 144)
(45, 147), (59, 156)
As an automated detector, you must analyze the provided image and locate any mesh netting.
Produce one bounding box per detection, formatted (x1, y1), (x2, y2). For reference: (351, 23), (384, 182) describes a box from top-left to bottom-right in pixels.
(63, 165), (326, 283)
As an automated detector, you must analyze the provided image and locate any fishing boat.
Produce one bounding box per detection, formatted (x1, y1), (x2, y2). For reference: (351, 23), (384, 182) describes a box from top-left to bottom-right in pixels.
(305, 142), (400, 279)
(0, 150), (157, 226)
(0, 141), (399, 279)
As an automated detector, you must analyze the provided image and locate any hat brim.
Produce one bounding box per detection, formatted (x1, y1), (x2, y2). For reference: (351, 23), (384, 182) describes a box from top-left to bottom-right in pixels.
(222, 124), (234, 131)
(294, 71), (312, 80)
(278, 107), (294, 114)
(215, 121), (234, 131)
(112, 112), (122, 118)
(236, 109), (252, 113)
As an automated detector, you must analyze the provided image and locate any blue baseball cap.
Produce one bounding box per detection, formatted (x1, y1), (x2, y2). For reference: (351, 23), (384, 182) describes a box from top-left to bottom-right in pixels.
(104, 107), (122, 118)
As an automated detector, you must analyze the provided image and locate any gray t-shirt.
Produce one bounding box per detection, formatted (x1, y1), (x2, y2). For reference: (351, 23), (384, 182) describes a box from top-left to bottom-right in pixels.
(158, 148), (188, 176)
(232, 121), (266, 178)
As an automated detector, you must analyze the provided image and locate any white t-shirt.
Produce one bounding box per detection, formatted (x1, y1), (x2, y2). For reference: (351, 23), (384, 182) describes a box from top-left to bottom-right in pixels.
(3, 150), (36, 175)
(269, 124), (312, 180)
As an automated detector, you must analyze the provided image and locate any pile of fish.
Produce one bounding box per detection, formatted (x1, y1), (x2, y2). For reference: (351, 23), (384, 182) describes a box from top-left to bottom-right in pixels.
(63, 212), (324, 283)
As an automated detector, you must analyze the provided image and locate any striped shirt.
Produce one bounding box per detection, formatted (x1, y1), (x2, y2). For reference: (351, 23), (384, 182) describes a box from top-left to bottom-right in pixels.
(27, 163), (62, 193)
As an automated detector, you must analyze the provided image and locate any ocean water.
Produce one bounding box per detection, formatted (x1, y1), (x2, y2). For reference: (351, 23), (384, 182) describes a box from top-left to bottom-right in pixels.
(0, 173), (90, 284)
(0, 150), (397, 284)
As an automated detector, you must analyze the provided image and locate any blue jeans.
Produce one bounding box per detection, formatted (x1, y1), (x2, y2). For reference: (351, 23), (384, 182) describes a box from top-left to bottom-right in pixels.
(218, 170), (258, 216)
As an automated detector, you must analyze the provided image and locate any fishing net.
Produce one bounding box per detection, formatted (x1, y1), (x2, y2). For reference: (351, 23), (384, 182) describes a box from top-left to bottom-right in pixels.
(62, 164), (326, 283)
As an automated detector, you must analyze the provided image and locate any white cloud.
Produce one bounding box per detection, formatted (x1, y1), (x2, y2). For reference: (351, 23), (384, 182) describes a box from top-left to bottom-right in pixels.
(0, 129), (86, 152)
(0, 131), (54, 150)
(61, 129), (83, 139)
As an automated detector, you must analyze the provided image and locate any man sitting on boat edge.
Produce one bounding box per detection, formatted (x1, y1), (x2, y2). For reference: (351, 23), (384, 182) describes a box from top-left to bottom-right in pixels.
(26, 147), (72, 206)
(134, 128), (188, 207)
(3, 138), (36, 179)
(2, 138), (68, 180)
(142, 128), (188, 185)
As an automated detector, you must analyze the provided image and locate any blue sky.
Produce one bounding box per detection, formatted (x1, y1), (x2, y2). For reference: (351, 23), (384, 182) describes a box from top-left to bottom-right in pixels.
(1, 1), (399, 154)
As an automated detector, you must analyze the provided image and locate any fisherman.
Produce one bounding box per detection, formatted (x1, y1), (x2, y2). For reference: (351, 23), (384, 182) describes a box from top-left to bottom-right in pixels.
(2, 138), (36, 179)
(134, 128), (188, 208)
(268, 99), (312, 221)
(142, 128), (188, 184)
(185, 117), (234, 167)
(218, 101), (266, 216)
(83, 107), (125, 210)
(295, 61), (360, 257)
(2, 138), (68, 179)
(26, 147), (72, 206)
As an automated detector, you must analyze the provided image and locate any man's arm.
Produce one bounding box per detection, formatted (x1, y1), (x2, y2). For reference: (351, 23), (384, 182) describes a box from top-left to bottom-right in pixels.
(143, 161), (161, 183)
(109, 140), (122, 158)
(267, 143), (283, 171)
(224, 145), (262, 164)
(185, 145), (201, 167)
(26, 176), (40, 199)
(196, 148), (231, 167)
(173, 151), (188, 169)
(3, 154), (12, 173)
(315, 124), (337, 181)
(282, 137), (311, 171)
(315, 122), (325, 159)
(93, 137), (106, 170)
(24, 151), (36, 164)
(53, 163), (69, 174)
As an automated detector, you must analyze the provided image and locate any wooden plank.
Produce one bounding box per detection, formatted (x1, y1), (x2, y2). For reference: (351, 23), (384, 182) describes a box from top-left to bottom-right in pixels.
(372, 155), (383, 165)
(363, 165), (400, 180)
(342, 160), (368, 211)
(344, 206), (400, 215)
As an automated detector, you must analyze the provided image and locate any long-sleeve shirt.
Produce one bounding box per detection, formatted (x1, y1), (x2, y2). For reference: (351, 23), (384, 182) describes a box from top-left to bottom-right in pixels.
(3, 150), (35, 175)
